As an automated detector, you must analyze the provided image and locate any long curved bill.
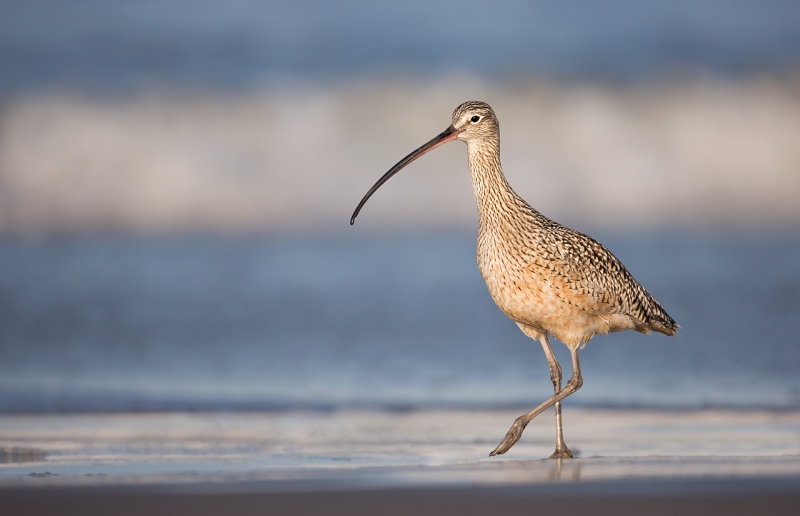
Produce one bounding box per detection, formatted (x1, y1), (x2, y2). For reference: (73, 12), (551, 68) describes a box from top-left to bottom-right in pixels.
(350, 125), (462, 225)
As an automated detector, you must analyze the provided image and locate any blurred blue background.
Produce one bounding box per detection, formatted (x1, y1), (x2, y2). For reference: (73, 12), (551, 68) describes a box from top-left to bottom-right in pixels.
(3, 0), (800, 91)
(0, 0), (799, 412)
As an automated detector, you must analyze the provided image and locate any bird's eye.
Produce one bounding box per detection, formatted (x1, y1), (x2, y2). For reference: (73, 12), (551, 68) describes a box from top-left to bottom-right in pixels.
(470, 115), (481, 123)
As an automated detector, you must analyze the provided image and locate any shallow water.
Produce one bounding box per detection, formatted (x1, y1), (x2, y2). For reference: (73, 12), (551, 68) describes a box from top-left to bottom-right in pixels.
(1, 409), (799, 488)
(0, 232), (798, 413)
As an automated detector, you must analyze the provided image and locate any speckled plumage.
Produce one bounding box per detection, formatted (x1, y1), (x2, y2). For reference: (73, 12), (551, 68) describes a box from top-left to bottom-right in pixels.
(351, 101), (678, 458)
(454, 101), (678, 350)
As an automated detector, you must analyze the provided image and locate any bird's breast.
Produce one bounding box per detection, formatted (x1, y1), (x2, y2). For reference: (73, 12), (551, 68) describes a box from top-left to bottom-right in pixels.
(476, 228), (597, 343)
(477, 230), (547, 319)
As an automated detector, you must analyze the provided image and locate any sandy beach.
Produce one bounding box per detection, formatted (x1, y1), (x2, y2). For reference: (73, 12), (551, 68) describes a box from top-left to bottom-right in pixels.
(3, 481), (800, 516)
(1, 408), (799, 513)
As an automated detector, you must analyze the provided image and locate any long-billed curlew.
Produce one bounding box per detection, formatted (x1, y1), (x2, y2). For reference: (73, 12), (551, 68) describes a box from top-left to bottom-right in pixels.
(350, 101), (679, 458)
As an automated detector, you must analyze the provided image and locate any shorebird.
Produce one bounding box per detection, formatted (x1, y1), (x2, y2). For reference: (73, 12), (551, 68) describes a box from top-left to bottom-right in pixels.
(350, 101), (679, 458)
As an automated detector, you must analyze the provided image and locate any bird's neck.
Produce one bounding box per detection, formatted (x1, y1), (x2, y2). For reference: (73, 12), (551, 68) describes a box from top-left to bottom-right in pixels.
(467, 140), (526, 228)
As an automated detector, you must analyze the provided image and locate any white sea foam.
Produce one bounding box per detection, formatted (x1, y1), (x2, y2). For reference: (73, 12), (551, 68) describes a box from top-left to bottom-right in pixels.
(1, 75), (799, 234)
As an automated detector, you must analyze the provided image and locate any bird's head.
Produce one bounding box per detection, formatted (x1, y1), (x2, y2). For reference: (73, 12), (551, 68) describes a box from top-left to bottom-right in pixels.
(451, 101), (499, 145)
(350, 101), (498, 225)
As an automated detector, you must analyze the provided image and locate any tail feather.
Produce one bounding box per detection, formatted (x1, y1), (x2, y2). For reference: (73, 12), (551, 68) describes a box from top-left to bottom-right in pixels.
(649, 317), (679, 337)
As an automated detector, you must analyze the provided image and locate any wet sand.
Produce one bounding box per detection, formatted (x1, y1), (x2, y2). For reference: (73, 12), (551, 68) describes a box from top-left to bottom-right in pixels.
(2, 480), (800, 516)
(1, 408), (799, 514)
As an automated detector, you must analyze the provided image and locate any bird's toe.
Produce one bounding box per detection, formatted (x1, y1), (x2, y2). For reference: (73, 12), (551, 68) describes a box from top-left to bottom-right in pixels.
(489, 418), (526, 456)
(548, 448), (574, 459)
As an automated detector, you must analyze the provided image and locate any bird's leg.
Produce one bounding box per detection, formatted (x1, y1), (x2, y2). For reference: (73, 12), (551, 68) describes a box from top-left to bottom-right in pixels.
(516, 326), (572, 457)
(539, 336), (573, 459)
(490, 347), (582, 457)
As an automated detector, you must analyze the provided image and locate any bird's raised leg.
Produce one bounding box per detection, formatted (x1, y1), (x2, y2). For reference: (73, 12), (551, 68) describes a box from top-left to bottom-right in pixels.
(490, 346), (582, 457)
(516, 325), (573, 458)
(538, 336), (573, 459)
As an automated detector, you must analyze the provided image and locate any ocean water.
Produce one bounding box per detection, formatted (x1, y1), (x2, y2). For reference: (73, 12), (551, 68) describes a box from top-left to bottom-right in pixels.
(2, 0), (800, 95)
(1, 232), (798, 413)
(1, 1), (799, 417)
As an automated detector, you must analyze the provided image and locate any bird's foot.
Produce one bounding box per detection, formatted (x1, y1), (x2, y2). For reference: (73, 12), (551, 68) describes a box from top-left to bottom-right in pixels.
(489, 417), (527, 456)
(548, 447), (573, 459)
